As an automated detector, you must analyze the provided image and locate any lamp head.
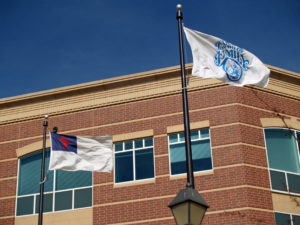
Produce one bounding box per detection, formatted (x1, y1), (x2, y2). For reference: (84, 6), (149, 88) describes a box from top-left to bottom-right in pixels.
(169, 187), (209, 225)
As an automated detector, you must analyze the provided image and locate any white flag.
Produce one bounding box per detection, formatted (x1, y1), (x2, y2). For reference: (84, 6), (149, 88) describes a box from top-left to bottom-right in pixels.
(49, 132), (113, 172)
(183, 26), (270, 87)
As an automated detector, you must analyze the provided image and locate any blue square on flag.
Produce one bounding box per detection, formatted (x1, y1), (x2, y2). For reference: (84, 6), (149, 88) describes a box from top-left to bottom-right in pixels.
(51, 133), (77, 154)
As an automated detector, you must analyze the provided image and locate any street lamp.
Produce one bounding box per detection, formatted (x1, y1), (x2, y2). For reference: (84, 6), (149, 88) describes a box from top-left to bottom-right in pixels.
(168, 4), (209, 225)
(169, 187), (209, 225)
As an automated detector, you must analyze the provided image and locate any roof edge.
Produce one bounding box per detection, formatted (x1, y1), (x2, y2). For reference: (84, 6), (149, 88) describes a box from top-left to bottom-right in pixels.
(0, 63), (298, 105)
(0, 64), (189, 105)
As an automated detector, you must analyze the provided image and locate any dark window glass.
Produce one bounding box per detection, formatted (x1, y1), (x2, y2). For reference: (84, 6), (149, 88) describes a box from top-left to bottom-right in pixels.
(191, 130), (199, 140)
(17, 149), (93, 216)
(115, 142), (123, 152)
(55, 191), (72, 211)
(18, 153), (40, 195)
(169, 132), (212, 175)
(287, 173), (300, 194)
(74, 188), (92, 208)
(292, 215), (300, 225)
(265, 129), (300, 194)
(115, 151), (133, 182)
(35, 193), (53, 213)
(135, 148), (154, 180)
(275, 212), (291, 225)
(179, 133), (185, 142)
(169, 134), (178, 143)
(144, 137), (153, 147)
(16, 196), (34, 216)
(134, 139), (143, 148)
(18, 150), (53, 195)
(56, 170), (92, 191)
(124, 141), (133, 150)
(114, 137), (154, 183)
(265, 129), (300, 173)
(192, 140), (213, 171)
(170, 142), (186, 175)
(201, 128), (209, 138)
(270, 170), (288, 192)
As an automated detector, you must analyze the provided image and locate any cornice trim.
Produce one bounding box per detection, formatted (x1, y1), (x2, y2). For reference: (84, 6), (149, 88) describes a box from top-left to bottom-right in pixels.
(0, 64), (298, 125)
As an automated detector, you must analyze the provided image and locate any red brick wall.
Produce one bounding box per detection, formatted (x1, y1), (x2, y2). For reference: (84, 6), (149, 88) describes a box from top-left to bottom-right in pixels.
(1, 85), (299, 224)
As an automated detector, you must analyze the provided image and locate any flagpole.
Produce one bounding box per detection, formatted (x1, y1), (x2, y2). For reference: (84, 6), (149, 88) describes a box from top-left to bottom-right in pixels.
(38, 115), (48, 225)
(176, 4), (194, 189)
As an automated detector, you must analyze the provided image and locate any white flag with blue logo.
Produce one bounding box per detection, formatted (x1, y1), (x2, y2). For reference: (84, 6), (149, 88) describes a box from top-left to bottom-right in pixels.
(183, 26), (270, 87)
(49, 132), (113, 172)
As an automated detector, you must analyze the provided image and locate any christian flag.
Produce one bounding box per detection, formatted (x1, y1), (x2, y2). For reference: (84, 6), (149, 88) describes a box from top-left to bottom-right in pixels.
(49, 132), (113, 172)
(183, 26), (270, 87)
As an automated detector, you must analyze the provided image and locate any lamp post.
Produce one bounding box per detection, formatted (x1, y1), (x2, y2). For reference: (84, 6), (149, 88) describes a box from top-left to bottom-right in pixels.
(168, 4), (209, 225)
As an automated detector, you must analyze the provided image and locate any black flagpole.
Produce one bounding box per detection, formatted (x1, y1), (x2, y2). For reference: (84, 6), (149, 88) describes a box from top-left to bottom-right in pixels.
(176, 4), (195, 189)
(38, 115), (48, 225)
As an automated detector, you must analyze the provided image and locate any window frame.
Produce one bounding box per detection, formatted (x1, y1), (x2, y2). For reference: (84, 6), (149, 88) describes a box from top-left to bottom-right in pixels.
(15, 149), (93, 217)
(168, 128), (213, 177)
(264, 128), (300, 196)
(113, 137), (155, 184)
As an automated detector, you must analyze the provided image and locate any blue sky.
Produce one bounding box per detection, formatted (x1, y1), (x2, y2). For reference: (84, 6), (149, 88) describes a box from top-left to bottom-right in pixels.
(0, 0), (299, 99)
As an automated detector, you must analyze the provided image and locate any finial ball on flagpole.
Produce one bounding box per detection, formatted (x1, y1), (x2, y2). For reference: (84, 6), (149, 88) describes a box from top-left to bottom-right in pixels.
(176, 4), (182, 10)
(44, 115), (48, 119)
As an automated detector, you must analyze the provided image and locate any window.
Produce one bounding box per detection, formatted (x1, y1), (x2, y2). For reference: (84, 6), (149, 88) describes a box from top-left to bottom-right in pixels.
(168, 128), (212, 175)
(16, 150), (92, 216)
(274, 212), (300, 225)
(114, 137), (155, 183)
(264, 128), (300, 195)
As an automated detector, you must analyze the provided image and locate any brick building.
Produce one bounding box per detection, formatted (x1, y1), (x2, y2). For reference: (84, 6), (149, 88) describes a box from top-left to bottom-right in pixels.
(0, 64), (299, 225)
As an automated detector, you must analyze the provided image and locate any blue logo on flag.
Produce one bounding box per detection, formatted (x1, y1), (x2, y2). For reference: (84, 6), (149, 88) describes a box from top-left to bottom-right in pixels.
(214, 40), (249, 82)
(51, 133), (77, 154)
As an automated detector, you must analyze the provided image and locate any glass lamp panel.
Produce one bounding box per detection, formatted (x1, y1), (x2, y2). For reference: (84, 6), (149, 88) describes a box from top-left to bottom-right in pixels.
(190, 202), (206, 225)
(171, 202), (188, 225)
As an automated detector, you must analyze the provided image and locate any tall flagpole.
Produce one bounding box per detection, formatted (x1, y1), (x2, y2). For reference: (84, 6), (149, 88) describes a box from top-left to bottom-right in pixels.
(169, 7), (209, 225)
(176, 4), (194, 189)
(38, 115), (48, 225)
